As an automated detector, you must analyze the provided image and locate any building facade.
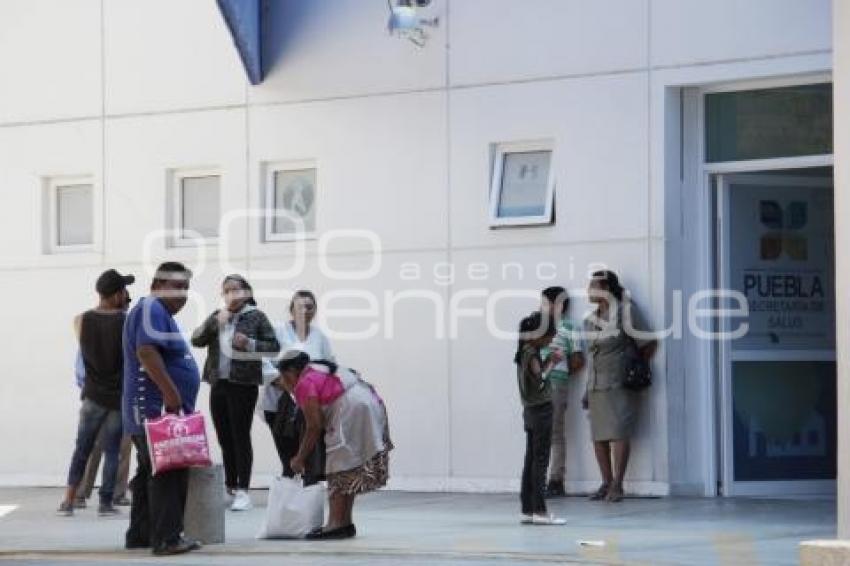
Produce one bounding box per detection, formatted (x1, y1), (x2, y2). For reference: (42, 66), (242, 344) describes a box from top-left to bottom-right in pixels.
(0, 0), (836, 497)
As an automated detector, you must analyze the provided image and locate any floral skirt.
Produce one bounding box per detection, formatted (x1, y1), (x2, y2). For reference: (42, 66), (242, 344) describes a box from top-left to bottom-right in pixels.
(326, 427), (393, 496)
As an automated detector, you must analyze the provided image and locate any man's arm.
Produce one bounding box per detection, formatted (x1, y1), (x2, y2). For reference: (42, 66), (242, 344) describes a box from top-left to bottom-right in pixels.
(73, 314), (83, 340)
(136, 345), (182, 413)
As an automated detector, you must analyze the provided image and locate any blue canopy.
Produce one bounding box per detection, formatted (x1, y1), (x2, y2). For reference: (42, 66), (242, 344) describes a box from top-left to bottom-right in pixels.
(217, 0), (263, 85)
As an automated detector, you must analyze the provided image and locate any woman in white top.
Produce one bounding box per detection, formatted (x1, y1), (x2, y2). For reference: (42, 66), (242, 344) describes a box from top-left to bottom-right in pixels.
(261, 290), (334, 480)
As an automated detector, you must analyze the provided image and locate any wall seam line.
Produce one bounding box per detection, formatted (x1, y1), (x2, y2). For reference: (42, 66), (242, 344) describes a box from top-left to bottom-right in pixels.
(0, 48), (831, 131)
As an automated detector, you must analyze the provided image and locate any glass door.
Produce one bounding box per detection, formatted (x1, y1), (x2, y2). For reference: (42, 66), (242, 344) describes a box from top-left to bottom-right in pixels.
(717, 170), (836, 496)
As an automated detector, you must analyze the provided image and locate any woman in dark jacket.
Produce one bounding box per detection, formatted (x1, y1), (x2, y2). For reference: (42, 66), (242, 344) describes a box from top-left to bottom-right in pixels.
(191, 274), (280, 511)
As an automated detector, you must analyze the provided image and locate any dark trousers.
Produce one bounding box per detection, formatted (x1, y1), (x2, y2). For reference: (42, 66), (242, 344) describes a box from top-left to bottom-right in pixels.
(126, 435), (189, 549)
(520, 402), (553, 515)
(209, 380), (258, 490)
(264, 410), (297, 477)
(264, 393), (325, 486)
(65, 399), (123, 504)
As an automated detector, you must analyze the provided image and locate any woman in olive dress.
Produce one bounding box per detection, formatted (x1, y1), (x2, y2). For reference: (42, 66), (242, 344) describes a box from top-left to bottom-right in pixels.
(582, 270), (657, 502)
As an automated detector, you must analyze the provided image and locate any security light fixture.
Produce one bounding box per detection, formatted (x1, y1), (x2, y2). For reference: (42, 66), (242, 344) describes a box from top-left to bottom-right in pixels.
(387, 0), (439, 47)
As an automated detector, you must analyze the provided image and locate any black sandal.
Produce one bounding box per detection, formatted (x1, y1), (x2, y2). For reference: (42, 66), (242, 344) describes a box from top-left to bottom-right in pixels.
(589, 483), (610, 501)
(305, 524), (357, 540)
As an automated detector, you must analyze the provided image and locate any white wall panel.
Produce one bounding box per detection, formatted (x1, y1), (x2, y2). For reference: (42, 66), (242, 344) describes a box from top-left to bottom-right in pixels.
(652, 0), (831, 68)
(450, 72), (649, 248)
(0, 120), (102, 267)
(0, 0), (102, 123)
(104, 0), (246, 115)
(450, 0), (648, 86)
(247, 92), (448, 256)
(103, 109), (247, 267)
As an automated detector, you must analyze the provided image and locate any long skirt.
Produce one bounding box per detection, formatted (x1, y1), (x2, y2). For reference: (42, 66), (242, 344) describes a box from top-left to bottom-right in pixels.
(326, 424), (393, 496)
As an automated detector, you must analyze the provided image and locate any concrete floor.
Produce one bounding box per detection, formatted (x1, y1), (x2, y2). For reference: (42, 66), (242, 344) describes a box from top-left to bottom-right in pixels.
(0, 488), (836, 565)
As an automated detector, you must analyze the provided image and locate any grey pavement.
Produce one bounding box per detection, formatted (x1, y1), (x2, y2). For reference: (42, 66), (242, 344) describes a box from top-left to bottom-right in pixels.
(0, 488), (835, 565)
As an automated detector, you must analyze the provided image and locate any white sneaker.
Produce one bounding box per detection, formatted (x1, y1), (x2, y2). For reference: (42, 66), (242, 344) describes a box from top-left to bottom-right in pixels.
(520, 514), (533, 524)
(531, 513), (566, 526)
(230, 490), (253, 511)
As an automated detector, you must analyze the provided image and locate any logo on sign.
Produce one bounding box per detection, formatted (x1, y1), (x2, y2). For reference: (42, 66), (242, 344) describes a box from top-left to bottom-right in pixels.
(169, 420), (190, 438)
(759, 200), (808, 261)
(281, 177), (314, 218)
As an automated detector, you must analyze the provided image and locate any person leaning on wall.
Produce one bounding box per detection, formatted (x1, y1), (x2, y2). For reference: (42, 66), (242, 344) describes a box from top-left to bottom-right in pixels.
(539, 286), (586, 498)
(581, 270), (657, 503)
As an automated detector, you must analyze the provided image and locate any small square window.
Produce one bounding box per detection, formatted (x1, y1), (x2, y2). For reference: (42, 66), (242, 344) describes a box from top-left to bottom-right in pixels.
(44, 177), (95, 253)
(170, 170), (220, 246)
(489, 142), (555, 227)
(57, 185), (94, 246)
(264, 162), (317, 241)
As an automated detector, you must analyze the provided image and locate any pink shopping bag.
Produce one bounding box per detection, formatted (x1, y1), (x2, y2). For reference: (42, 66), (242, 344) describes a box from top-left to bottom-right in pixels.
(144, 412), (212, 475)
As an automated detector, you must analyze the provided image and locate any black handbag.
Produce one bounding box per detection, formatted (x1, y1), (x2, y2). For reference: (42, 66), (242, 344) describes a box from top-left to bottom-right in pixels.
(623, 338), (652, 391)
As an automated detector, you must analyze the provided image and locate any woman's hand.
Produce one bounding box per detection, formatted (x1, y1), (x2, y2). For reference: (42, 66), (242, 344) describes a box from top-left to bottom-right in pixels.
(290, 455), (305, 475)
(548, 349), (564, 366)
(216, 309), (233, 327)
(232, 332), (251, 351)
(640, 341), (658, 361)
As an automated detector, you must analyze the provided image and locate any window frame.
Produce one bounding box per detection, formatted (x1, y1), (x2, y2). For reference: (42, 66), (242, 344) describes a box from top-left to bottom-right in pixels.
(703, 81), (832, 163)
(45, 176), (96, 254)
(263, 160), (318, 243)
(168, 168), (221, 248)
(488, 140), (556, 228)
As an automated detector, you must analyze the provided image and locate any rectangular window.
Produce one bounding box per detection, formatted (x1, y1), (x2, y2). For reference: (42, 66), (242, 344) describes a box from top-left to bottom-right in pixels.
(489, 141), (555, 227)
(45, 177), (95, 253)
(264, 162), (317, 241)
(170, 170), (220, 245)
(57, 184), (94, 246)
(705, 83), (832, 163)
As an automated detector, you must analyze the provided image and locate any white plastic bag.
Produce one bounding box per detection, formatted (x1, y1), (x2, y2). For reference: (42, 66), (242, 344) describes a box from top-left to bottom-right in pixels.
(257, 476), (325, 539)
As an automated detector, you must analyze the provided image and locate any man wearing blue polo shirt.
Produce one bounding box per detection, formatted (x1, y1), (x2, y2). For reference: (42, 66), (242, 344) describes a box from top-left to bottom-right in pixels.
(123, 262), (201, 556)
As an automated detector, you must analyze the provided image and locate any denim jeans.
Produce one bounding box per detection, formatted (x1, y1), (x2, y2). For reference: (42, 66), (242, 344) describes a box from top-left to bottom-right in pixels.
(520, 402), (553, 515)
(65, 399), (123, 504)
(78, 434), (132, 502)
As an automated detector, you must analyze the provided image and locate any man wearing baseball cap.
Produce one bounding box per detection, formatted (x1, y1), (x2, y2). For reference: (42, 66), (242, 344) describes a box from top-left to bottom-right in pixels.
(58, 269), (135, 518)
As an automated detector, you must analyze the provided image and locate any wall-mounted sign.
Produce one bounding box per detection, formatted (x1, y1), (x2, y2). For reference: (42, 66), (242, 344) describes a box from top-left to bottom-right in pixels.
(728, 179), (835, 350)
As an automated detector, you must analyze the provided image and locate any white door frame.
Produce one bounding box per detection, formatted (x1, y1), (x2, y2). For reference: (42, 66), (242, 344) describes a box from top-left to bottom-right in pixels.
(713, 167), (835, 497)
(689, 74), (833, 497)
